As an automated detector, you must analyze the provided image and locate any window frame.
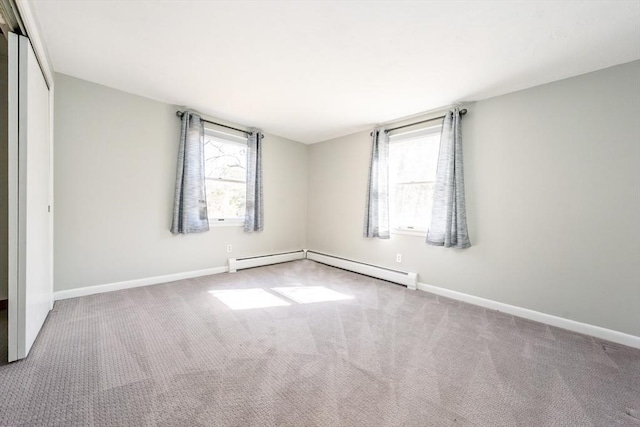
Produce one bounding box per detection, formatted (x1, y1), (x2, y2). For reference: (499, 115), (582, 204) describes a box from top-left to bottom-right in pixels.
(203, 125), (248, 227)
(388, 124), (442, 236)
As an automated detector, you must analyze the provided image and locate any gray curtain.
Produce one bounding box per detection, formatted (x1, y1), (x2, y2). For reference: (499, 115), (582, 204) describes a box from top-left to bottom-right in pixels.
(363, 128), (390, 239)
(244, 130), (264, 232)
(171, 112), (209, 234)
(426, 108), (471, 248)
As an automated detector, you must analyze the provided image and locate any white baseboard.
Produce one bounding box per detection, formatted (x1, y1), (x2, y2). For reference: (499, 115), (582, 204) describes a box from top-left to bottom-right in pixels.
(306, 250), (418, 289)
(54, 266), (228, 301)
(229, 250), (306, 273)
(417, 282), (640, 349)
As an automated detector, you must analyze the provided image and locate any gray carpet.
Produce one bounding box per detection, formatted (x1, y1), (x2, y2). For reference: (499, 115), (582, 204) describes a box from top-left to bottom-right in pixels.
(0, 260), (638, 426)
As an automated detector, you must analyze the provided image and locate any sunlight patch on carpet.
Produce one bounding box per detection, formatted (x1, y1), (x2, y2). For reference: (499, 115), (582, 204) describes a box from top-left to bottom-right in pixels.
(209, 288), (291, 310)
(272, 286), (354, 304)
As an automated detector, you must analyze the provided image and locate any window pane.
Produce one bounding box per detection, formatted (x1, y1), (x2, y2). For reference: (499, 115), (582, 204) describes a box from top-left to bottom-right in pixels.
(390, 182), (434, 230)
(204, 137), (247, 182)
(206, 180), (246, 219)
(389, 133), (440, 183)
(388, 128), (441, 231)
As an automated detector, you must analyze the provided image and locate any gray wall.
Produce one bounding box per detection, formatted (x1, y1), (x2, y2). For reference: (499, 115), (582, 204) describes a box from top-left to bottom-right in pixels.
(54, 73), (308, 292)
(0, 34), (7, 301)
(307, 61), (640, 336)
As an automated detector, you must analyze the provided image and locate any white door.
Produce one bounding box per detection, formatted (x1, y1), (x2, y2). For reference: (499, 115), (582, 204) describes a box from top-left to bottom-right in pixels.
(7, 33), (52, 362)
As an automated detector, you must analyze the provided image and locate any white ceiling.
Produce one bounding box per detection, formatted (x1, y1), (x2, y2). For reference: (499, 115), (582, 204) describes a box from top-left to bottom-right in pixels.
(31, 1), (640, 144)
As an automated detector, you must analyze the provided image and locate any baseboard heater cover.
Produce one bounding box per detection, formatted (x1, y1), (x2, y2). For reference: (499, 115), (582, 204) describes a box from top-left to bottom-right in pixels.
(306, 251), (418, 290)
(228, 250), (306, 273)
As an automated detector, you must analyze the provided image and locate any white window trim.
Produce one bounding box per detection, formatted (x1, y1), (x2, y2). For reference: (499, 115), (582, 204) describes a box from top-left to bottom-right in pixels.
(209, 219), (244, 228)
(388, 123), (442, 142)
(204, 126), (248, 143)
(390, 227), (427, 237)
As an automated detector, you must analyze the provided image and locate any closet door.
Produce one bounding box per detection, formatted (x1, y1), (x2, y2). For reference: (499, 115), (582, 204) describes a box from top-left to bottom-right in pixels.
(7, 32), (52, 362)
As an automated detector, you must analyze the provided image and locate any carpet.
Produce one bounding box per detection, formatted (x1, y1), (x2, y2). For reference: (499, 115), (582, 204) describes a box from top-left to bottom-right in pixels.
(0, 260), (638, 426)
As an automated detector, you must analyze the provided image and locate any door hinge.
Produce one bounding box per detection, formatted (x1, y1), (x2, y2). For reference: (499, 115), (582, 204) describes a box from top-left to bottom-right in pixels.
(48, 205), (51, 213)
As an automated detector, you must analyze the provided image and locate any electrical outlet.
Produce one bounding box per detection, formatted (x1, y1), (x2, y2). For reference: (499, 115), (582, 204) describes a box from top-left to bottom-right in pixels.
(396, 253), (402, 263)
(226, 244), (232, 253)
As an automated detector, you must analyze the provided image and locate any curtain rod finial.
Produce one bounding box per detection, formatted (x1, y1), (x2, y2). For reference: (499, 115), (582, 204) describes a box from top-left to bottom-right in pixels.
(176, 111), (184, 118)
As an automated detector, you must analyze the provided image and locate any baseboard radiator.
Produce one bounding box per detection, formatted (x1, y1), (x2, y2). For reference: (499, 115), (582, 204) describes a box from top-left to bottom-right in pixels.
(306, 250), (418, 290)
(228, 250), (306, 273)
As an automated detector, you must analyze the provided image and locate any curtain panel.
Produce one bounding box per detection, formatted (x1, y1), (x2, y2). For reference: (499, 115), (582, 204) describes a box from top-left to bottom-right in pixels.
(244, 130), (264, 232)
(363, 128), (390, 239)
(171, 112), (209, 234)
(426, 108), (471, 248)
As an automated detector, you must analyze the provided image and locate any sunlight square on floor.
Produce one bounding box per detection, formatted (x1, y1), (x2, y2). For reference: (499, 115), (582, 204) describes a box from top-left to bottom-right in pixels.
(208, 288), (290, 310)
(272, 286), (353, 304)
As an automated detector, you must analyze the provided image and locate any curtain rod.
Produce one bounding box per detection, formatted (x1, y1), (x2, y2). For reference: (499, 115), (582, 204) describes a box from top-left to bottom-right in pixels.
(176, 111), (253, 135)
(371, 109), (468, 136)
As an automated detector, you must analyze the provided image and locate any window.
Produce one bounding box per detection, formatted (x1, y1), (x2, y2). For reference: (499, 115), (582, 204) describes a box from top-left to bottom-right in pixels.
(204, 126), (248, 225)
(388, 125), (441, 234)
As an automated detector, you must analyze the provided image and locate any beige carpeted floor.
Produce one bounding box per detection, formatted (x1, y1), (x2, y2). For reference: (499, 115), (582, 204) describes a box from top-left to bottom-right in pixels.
(0, 260), (638, 426)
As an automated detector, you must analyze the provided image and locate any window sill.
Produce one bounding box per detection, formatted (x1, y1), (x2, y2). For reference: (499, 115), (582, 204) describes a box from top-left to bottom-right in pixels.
(209, 220), (244, 228)
(390, 229), (426, 237)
